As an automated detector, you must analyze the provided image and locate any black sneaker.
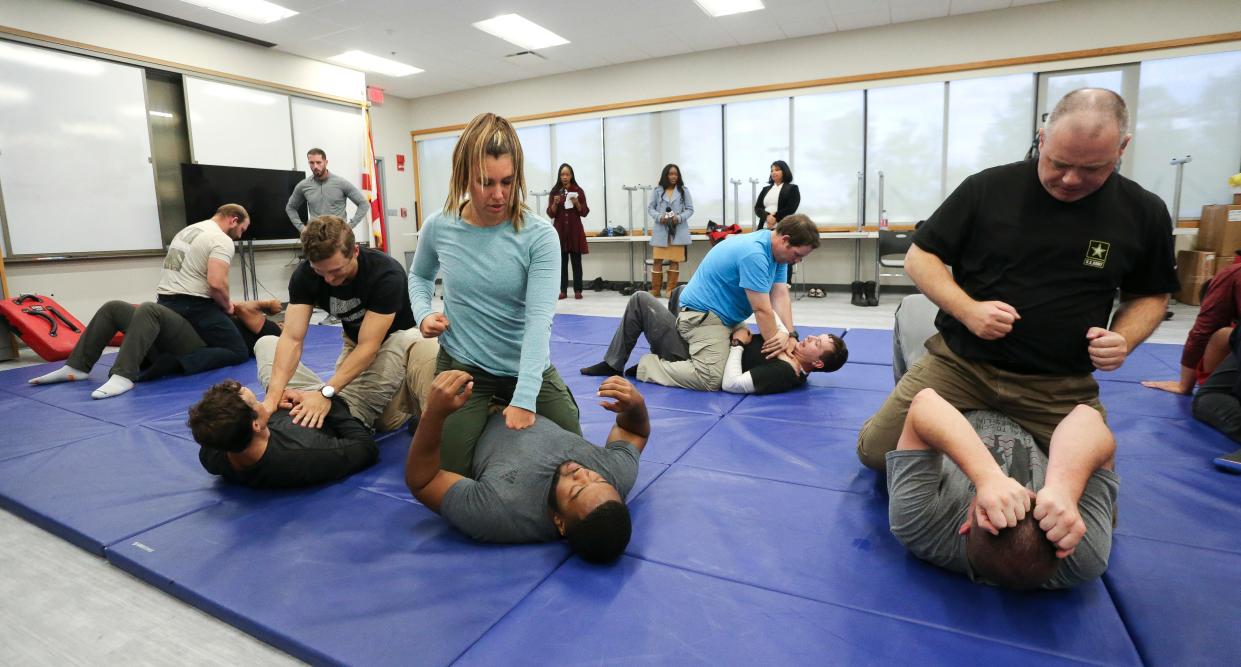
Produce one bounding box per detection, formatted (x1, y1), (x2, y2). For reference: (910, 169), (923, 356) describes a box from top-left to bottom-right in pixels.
(624, 364), (639, 378)
(580, 361), (621, 376)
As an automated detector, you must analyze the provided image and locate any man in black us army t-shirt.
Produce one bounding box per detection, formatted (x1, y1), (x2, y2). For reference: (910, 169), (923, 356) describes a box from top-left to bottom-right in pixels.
(858, 88), (1178, 476)
(259, 215), (433, 432)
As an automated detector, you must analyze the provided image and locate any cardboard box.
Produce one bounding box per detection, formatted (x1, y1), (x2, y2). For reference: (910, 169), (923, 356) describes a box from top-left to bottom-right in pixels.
(1197, 205), (1241, 255)
(1177, 249), (1215, 305)
(1216, 256), (1237, 275)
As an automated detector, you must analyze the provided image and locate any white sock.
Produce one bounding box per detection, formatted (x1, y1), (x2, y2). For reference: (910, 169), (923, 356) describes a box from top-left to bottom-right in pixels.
(29, 365), (90, 385)
(91, 375), (134, 400)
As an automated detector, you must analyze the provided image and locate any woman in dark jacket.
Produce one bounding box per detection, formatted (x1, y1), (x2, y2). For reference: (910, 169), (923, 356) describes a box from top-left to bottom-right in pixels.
(754, 160), (800, 230)
(547, 163), (590, 299)
(754, 160), (803, 286)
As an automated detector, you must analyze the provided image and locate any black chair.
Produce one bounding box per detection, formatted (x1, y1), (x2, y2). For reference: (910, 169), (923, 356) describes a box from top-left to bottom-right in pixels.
(873, 229), (914, 303)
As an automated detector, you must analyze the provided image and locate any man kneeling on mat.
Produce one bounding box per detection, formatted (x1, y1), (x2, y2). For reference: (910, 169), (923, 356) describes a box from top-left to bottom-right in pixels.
(405, 371), (647, 563)
(887, 388), (1118, 590)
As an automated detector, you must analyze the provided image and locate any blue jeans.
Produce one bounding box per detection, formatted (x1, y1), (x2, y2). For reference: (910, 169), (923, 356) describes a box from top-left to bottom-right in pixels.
(156, 294), (248, 374)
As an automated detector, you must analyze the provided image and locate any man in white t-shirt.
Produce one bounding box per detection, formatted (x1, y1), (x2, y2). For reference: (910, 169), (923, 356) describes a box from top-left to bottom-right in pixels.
(155, 203), (252, 375)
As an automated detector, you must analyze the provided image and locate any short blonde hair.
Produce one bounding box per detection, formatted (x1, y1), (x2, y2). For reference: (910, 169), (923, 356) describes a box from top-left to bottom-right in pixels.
(445, 113), (529, 231)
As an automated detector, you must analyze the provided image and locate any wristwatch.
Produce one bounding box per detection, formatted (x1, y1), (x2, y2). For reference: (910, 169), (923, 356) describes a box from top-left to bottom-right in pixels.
(320, 385), (336, 399)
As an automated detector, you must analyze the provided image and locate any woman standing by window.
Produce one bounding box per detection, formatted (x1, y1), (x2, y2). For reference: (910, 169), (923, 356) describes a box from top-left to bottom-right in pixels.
(754, 160), (802, 286)
(547, 163), (589, 299)
(646, 163), (693, 298)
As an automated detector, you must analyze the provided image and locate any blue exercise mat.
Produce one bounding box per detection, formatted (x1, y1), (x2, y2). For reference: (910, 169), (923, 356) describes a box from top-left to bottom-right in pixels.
(577, 403), (720, 465)
(107, 485), (570, 666)
(458, 555), (1094, 667)
(1111, 415), (1235, 462)
(0, 392), (121, 462)
(1092, 345), (1180, 384)
(1115, 456), (1241, 555)
(807, 359), (898, 393)
(1104, 534), (1241, 666)
(0, 427), (222, 555)
(625, 465), (1140, 664)
(729, 385), (889, 430)
(833, 328), (893, 366)
(677, 415), (879, 495)
(1098, 379), (1194, 421)
(6, 363), (246, 426)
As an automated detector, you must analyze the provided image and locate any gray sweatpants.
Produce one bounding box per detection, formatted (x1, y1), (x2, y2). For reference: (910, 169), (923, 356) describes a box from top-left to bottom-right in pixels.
(603, 291), (690, 370)
(68, 300), (204, 381)
(254, 328), (433, 431)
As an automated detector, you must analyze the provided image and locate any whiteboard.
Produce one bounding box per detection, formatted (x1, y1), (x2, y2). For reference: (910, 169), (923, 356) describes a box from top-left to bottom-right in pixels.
(0, 41), (162, 255)
(185, 76), (294, 170)
(290, 97), (369, 239)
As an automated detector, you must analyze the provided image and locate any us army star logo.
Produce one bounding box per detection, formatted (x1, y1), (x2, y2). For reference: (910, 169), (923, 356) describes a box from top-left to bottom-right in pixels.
(1083, 240), (1110, 268)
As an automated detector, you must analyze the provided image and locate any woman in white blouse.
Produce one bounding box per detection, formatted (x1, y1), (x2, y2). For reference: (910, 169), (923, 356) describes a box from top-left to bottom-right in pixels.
(753, 160), (800, 230)
(753, 160), (802, 286)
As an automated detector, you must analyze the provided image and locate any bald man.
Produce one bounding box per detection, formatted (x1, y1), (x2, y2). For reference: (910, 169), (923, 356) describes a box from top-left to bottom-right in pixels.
(857, 88), (1179, 470)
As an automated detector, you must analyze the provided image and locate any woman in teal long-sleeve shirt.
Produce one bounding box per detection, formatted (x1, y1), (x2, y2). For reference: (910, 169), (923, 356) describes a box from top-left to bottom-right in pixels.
(407, 113), (581, 475)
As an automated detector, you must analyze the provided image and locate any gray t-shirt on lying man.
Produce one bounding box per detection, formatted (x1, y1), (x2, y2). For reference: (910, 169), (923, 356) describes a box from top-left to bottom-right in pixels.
(441, 415), (639, 543)
(886, 411), (1119, 590)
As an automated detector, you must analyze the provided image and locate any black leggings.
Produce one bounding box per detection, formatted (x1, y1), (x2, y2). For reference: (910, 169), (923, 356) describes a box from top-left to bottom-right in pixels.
(561, 252), (583, 294)
(1193, 353), (1241, 443)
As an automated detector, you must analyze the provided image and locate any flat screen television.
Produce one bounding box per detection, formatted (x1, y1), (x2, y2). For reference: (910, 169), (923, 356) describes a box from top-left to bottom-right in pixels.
(181, 163), (306, 241)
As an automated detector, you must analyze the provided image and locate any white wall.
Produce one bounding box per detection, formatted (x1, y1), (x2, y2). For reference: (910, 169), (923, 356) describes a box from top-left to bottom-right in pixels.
(405, 0), (1241, 287)
(0, 0), (369, 320)
(408, 0), (1241, 130)
(0, 0), (364, 101)
(368, 96), (419, 266)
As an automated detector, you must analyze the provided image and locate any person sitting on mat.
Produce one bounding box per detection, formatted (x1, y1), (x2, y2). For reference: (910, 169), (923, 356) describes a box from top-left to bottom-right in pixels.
(887, 387), (1118, 590)
(1143, 262), (1241, 396)
(405, 371), (647, 563)
(261, 215), (423, 433)
(581, 214), (820, 391)
(28, 298), (284, 400)
(408, 112), (580, 477)
(721, 327), (848, 394)
(1188, 328), (1241, 472)
(856, 89), (1178, 471)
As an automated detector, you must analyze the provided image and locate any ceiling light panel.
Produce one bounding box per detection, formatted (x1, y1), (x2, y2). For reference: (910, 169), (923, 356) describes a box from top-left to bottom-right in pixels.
(329, 51), (424, 77)
(694, 0), (765, 17)
(472, 14), (569, 50)
(179, 0), (297, 25)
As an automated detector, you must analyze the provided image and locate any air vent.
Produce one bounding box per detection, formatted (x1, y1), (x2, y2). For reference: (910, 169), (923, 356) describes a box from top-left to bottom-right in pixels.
(504, 50), (548, 67)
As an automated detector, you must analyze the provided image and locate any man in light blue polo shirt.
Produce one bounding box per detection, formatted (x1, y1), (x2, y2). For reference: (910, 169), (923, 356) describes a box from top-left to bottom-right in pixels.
(582, 214), (820, 391)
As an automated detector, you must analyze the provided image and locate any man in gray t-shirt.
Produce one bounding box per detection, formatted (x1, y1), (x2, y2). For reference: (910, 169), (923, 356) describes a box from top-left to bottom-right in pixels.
(405, 371), (648, 562)
(887, 388), (1119, 590)
(286, 148), (369, 232)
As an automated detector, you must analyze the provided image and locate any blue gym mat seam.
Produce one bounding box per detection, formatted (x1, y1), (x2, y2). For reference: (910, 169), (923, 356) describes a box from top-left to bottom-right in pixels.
(1109, 531), (1241, 558)
(673, 461), (877, 497)
(0, 428), (122, 464)
(1100, 569), (1151, 667)
(716, 411), (863, 435)
(619, 552), (1117, 667)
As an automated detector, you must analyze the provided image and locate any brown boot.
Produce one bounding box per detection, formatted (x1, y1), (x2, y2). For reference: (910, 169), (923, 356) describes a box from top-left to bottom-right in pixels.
(666, 269), (680, 296)
(650, 271), (664, 297)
